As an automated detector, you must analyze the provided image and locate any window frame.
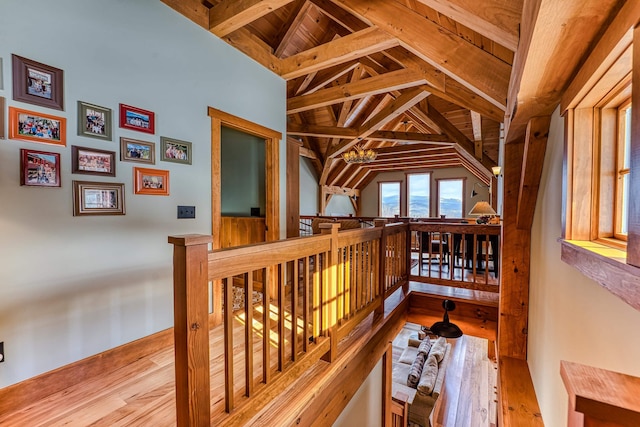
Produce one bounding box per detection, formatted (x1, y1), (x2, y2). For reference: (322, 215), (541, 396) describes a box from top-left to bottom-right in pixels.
(614, 99), (631, 241)
(378, 180), (402, 217)
(406, 172), (431, 218)
(435, 177), (466, 218)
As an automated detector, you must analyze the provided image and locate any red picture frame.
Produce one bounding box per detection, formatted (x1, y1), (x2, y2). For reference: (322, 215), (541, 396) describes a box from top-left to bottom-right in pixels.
(20, 148), (61, 187)
(133, 167), (169, 196)
(119, 103), (155, 134)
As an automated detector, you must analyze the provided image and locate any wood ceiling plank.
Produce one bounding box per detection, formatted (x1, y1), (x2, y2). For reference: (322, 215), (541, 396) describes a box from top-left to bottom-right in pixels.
(406, 105), (443, 135)
(516, 115), (551, 230)
(374, 143), (454, 155)
(209, 0), (298, 37)
(327, 88), (431, 158)
(299, 62), (361, 95)
(414, 0), (521, 51)
(309, 0), (369, 33)
(329, 0), (510, 108)
(385, 47), (446, 92)
(279, 27), (399, 79)
(274, 1), (312, 58)
(287, 69), (427, 113)
(287, 123), (359, 138)
(367, 161), (462, 171)
(366, 131), (453, 144)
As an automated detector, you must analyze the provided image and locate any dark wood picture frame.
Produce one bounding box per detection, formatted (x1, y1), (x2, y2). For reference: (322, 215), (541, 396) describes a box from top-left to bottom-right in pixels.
(9, 106), (66, 146)
(12, 54), (64, 110)
(119, 103), (155, 134)
(73, 180), (125, 216)
(133, 167), (169, 196)
(20, 148), (61, 187)
(77, 101), (112, 141)
(120, 137), (155, 164)
(160, 136), (192, 165)
(72, 145), (116, 177)
(0, 96), (5, 139)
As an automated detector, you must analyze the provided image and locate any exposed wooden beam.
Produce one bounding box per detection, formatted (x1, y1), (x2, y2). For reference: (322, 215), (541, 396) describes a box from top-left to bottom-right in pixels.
(413, 0), (521, 51)
(279, 27), (399, 79)
(516, 116), (550, 230)
(329, 0), (510, 108)
(222, 27), (281, 73)
(366, 161), (462, 171)
(287, 68), (427, 113)
(327, 88), (430, 158)
(471, 111), (483, 158)
(299, 146), (318, 159)
(366, 131), (453, 144)
(374, 143), (454, 155)
(288, 123), (359, 138)
(209, 0), (297, 37)
(161, 0), (210, 28)
(504, 0), (622, 143)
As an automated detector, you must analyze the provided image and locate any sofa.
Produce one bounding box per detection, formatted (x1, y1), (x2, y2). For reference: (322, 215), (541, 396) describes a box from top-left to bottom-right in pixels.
(392, 336), (452, 427)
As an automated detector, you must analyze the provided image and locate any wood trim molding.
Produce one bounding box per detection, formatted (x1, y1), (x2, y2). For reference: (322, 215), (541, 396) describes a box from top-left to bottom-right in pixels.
(0, 328), (173, 416)
(560, 239), (640, 312)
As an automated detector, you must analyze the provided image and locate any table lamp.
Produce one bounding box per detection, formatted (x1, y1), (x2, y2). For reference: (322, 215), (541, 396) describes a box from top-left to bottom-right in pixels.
(468, 201), (496, 224)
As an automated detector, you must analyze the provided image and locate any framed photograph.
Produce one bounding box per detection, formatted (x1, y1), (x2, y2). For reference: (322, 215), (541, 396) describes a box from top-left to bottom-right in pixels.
(12, 54), (64, 110)
(20, 148), (61, 187)
(119, 103), (154, 134)
(73, 180), (125, 216)
(160, 136), (192, 165)
(134, 167), (169, 196)
(0, 97), (5, 139)
(9, 106), (66, 146)
(77, 101), (112, 140)
(120, 137), (155, 164)
(72, 145), (116, 177)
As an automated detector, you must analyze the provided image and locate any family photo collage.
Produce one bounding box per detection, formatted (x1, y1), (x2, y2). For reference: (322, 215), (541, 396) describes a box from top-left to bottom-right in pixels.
(0, 54), (193, 216)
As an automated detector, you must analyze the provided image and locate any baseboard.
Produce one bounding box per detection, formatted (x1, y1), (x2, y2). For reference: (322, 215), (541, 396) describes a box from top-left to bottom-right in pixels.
(0, 327), (173, 415)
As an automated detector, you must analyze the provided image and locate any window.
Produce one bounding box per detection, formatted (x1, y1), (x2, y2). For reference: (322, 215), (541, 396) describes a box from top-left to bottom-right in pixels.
(407, 173), (430, 218)
(437, 178), (464, 218)
(616, 101), (631, 239)
(379, 181), (401, 217)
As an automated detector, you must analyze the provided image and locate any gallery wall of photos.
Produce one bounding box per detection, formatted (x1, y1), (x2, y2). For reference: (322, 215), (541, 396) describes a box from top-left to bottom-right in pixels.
(0, 54), (194, 216)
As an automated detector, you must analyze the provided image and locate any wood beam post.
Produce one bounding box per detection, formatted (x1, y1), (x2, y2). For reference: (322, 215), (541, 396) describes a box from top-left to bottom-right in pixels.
(498, 140), (530, 359)
(286, 138), (301, 238)
(320, 222), (341, 362)
(168, 234), (213, 427)
(516, 116), (551, 230)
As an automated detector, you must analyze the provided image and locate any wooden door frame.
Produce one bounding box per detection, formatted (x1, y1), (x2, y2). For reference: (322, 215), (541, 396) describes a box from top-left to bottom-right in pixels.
(208, 107), (281, 249)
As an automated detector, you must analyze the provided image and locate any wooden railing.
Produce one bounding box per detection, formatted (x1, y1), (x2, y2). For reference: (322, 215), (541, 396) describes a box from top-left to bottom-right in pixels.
(409, 223), (501, 293)
(169, 221), (409, 426)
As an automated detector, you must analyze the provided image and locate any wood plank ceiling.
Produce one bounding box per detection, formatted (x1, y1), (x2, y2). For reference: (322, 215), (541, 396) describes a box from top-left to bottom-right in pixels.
(160, 0), (625, 193)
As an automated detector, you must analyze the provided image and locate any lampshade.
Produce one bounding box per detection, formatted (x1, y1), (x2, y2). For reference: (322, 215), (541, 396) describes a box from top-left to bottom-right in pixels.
(430, 300), (463, 338)
(468, 201), (496, 216)
(492, 166), (502, 177)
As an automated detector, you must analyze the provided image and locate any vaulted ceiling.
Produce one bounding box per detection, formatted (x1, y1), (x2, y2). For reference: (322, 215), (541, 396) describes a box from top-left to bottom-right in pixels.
(161, 0), (626, 191)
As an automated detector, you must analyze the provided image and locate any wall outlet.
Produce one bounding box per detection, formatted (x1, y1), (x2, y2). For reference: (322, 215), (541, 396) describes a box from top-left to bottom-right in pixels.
(177, 206), (195, 219)
(0, 341), (4, 363)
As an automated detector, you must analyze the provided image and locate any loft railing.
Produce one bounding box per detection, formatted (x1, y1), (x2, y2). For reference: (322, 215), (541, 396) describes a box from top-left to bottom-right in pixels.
(168, 220), (499, 426)
(168, 221), (408, 426)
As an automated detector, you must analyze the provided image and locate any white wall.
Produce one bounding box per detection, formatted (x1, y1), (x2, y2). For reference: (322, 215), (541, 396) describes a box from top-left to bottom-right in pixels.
(300, 157), (319, 215)
(528, 108), (640, 426)
(359, 167), (490, 218)
(0, 0), (285, 387)
(332, 358), (382, 427)
(326, 195), (356, 216)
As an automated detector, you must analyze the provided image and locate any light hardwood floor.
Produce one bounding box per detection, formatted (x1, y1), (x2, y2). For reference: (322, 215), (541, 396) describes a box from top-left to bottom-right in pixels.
(392, 323), (498, 427)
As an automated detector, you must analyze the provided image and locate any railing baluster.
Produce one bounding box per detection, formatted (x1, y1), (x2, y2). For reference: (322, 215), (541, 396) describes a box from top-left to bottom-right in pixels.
(224, 276), (234, 412)
(262, 267), (271, 384)
(244, 272), (254, 397)
(292, 260), (298, 362)
(278, 263), (285, 371)
(302, 256), (310, 352)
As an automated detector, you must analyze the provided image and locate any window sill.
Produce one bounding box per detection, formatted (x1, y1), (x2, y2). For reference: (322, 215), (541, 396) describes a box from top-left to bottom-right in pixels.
(560, 239), (640, 312)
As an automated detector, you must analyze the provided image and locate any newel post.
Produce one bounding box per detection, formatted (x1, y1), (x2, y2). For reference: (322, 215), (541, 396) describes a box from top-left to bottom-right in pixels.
(375, 220), (387, 319)
(320, 222), (340, 362)
(169, 234), (212, 427)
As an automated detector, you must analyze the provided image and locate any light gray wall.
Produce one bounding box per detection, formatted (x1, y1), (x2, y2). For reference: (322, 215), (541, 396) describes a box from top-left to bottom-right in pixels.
(326, 195), (356, 216)
(528, 108), (640, 426)
(221, 126), (265, 216)
(359, 167), (490, 218)
(0, 0), (285, 387)
(300, 157), (319, 215)
(332, 358), (382, 427)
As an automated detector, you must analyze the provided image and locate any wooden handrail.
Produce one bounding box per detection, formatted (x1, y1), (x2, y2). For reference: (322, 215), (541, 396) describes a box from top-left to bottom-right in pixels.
(168, 221), (498, 424)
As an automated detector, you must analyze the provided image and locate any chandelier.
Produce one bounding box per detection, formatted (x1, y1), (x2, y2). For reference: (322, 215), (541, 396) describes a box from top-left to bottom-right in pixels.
(342, 144), (377, 164)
